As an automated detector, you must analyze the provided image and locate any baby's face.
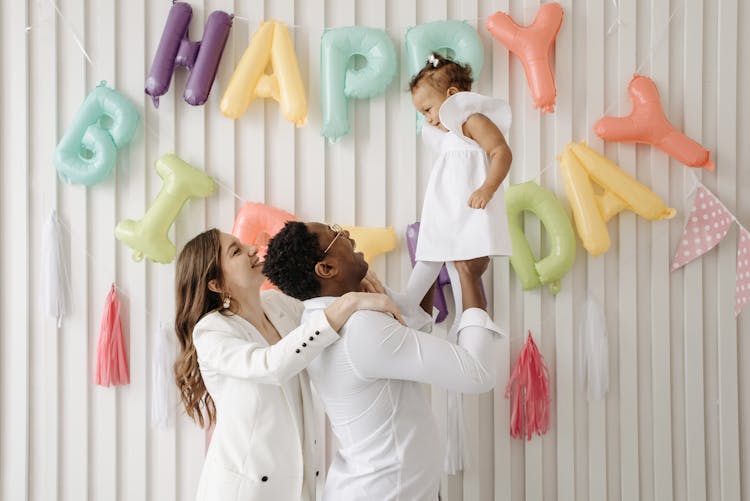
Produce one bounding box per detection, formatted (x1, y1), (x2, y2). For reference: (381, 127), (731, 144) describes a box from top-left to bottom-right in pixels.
(411, 83), (449, 132)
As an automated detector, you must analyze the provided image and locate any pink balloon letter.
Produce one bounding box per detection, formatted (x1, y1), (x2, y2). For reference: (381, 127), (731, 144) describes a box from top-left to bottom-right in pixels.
(594, 74), (714, 172)
(486, 3), (563, 113)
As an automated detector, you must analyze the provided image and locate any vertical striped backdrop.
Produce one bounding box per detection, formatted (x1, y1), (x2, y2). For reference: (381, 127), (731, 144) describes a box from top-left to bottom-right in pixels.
(1, 1), (748, 500)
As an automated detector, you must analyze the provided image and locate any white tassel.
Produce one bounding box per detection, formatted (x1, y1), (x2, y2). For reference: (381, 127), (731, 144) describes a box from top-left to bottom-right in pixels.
(151, 322), (177, 428)
(41, 210), (70, 327)
(578, 296), (609, 400)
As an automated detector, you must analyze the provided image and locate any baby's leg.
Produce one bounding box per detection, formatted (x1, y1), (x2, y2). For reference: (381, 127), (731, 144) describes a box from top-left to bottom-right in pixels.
(406, 261), (443, 307)
(445, 262), (463, 325)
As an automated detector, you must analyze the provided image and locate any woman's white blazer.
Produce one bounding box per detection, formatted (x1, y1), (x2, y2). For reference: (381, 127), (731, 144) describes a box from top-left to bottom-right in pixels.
(192, 289), (339, 501)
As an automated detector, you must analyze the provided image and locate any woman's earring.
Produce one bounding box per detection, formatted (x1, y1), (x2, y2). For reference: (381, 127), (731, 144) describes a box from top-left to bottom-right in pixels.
(223, 295), (231, 309)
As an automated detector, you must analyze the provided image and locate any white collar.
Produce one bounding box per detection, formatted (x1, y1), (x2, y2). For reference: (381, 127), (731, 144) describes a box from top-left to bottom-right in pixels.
(303, 296), (338, 310)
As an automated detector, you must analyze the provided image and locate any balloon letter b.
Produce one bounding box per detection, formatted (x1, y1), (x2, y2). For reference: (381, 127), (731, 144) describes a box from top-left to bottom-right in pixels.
(55, 82), (139, 186)
(320, 27), (397, 141)
(486, 3), (563, 113)
(116, 154), (215, 263)
(505, 181), (576, 294)
(145, 2), (232, 107)
(221, 21), (307, 126)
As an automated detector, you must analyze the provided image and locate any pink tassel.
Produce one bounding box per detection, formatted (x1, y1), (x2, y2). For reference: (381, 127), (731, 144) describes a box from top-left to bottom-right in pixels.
(505, 330), (550, 440)
(94, 283), (130, 386)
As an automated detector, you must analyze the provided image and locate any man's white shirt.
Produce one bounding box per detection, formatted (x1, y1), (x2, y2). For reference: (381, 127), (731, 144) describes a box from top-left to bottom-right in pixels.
(302, 289), (503, 501)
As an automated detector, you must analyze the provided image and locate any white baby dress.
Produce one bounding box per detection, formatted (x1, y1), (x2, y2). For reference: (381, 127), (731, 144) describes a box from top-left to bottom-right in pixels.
(416, 91), (513, 262)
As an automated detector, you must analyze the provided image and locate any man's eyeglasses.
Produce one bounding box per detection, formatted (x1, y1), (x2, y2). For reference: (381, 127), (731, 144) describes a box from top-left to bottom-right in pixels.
(323, 224), (344, 254)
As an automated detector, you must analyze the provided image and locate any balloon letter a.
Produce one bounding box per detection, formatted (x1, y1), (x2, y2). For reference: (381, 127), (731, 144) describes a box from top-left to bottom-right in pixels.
(487, 3), (563, 113)
(594, 74), (714, 171)
(221, 21), (307, 126)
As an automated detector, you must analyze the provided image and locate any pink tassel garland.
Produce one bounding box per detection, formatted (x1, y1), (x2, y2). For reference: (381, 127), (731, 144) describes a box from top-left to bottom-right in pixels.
(505, 330), (550, 440)
(94, 283), (130, 386)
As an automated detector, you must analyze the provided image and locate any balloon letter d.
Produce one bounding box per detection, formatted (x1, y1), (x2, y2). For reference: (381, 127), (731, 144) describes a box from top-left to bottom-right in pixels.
(116, 154), (215, 263)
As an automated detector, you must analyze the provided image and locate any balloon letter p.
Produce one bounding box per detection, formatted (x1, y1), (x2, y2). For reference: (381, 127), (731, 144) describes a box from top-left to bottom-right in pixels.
(320, 27), (397, 141)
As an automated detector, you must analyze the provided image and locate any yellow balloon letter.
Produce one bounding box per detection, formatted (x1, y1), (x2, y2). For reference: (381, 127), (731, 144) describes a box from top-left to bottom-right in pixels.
(221, 21), (307, 126)
(558, 141), (676, 256)
(116, 154), (215, 263)
(342, 226), (397, 264)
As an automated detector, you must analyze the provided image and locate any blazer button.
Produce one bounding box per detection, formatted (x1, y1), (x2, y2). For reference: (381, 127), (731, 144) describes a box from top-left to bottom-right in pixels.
(295, 349), (301, 354)
(302, 343), (307, 347)
(261, 475), (268, 482)
(309, 336), (314, 341)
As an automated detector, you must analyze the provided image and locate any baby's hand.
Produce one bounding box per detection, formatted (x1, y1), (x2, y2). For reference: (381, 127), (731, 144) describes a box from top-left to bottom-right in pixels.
(468, 186), (495, 209)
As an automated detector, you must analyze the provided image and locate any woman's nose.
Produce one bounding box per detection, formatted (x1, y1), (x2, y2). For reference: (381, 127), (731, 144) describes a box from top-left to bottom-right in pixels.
(246, 244), (258, 256)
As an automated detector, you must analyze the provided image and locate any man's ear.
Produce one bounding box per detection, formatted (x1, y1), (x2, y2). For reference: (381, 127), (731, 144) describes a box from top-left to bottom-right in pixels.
(207, 279), (222, 294)
(314, 258), (339, 280)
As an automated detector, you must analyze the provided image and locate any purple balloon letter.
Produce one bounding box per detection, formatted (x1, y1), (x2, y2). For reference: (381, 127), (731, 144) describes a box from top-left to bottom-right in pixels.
(145, 2), (232, 107)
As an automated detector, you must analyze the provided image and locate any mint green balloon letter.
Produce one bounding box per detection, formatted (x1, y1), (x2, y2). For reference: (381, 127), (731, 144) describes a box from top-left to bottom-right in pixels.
(55, 82), (139, 185)
(320, 27), (397, 141)
(405, 21), (484, 129)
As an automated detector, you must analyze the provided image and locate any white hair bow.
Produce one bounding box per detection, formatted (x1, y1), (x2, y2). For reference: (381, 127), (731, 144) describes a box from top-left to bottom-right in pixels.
(427, 53), (439, 68)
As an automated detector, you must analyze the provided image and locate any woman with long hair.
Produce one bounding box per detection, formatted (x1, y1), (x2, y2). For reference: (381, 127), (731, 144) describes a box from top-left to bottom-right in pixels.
(174, 228), (403, 501)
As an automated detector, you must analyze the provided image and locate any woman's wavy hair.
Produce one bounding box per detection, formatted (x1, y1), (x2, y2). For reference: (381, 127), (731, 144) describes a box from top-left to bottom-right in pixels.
(174, 228), (226, 428)
(408, 52), (473, 93)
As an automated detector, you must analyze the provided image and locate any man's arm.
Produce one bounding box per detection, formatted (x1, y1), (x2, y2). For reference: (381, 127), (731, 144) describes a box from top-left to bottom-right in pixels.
(344, 309), (501, 394)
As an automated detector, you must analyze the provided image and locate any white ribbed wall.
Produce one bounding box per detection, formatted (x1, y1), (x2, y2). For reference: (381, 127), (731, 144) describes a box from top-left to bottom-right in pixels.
(1, 1), (749, 500)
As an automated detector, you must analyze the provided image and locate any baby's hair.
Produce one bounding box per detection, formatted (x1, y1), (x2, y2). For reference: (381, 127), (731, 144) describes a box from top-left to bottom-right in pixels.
(408, 53), (473, 93)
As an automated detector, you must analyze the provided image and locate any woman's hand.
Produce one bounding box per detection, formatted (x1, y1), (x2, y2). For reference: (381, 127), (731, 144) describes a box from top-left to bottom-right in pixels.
(324, 292), (405, 332)
(360, 269), (386, 293)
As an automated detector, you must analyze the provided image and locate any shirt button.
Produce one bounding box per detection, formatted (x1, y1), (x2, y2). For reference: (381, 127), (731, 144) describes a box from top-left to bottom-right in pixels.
(302, 343), (307, 347)
(316, 470), (320, 477)
(261, 475), (268, 482)
(309, 336), (314, 341)
(315, 330), (320, 335)
(295, 349), (301, 354)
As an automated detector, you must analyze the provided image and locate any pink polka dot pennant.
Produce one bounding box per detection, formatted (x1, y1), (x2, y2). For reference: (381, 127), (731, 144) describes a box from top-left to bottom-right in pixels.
(671, 186), (733, 271)
(735, 228), (750, 317)
(672, 186), (734, 271)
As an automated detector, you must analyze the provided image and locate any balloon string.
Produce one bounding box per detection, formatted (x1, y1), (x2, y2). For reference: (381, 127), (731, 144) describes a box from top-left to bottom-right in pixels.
(47, 0), (94, 67)
(600, 0), (685, 120)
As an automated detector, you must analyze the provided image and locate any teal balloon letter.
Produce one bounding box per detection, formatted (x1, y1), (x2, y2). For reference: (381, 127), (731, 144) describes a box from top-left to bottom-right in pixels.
(506, 181), (576, 294)
(320, 27), (397, 141)
(405, 20), (484, 129)
(55, 82), (139, 185)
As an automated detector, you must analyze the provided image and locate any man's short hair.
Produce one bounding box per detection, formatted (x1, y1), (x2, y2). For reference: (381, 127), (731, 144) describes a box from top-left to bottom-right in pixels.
(263, 221), (324, 300)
